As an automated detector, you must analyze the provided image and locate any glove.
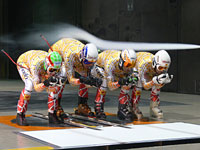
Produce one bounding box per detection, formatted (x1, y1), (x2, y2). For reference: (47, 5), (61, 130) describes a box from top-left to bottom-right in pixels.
(57, 77), (67, 86)
(79, 76), (91, 85)
(128, 76), (139, 85)
(43, 76), (58, 87)
(118, 78), (128, 86)
(162, 73), (173, 84)
(152, 73), (173, 85)
(152, 74), (166, 85)
(90, 76), (103, 87)
(80, 76), (103, 87)
(118, 75), (139, 86)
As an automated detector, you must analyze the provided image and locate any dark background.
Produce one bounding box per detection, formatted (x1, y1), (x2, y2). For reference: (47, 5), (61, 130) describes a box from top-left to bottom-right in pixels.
(0, 0), (200, 94)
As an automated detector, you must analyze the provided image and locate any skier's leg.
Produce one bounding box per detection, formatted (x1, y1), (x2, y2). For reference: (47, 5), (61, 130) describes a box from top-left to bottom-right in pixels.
(56, 85), (69, 121)
(16, 66), (33, 126)
(131, 86), (143, 120)
(75, 83), (94, 116)
(48, 87), (61, 124)
(94, 86), (107, 119)
(117, 86), (133, 121)
(150, 86), (163, 119)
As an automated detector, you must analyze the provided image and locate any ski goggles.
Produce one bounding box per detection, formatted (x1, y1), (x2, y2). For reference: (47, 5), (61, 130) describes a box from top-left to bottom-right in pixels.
(123, 60), (135, 68)
(48, 67), (60, 73)
(122, 54), (135, 68)
(124, 62), (135, 68)
(157, 66), (168, 71)
(83, 59), (96, 65)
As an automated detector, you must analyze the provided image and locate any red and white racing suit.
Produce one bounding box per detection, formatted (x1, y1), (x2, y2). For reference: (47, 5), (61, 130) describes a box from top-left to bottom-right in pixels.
(91, 50), (135, 106)
(17, 50), (60, 114)
(50, 38), (91, 102)
(131, 52), (164, 106)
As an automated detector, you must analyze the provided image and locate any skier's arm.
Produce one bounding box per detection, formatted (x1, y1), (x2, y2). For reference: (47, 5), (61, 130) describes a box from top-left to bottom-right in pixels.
(31, 67), (58, 92)
(33, 76), (60, 92)
(106, 63), (120, 91)
(108, 81), (121, 91)
(30, 67), (46, 92)
(79, 76), (102, 87)
(140, 63), (156, 90)
(143, 80), (154, 90)
(65, 54), (81, 86)
(68, 77), (80, 85)
(32, 76), (46, 92)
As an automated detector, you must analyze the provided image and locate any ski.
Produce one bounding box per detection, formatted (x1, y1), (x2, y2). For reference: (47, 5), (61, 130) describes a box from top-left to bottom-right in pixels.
(67, 113), (132, 129)
(32, 112), (101, 130)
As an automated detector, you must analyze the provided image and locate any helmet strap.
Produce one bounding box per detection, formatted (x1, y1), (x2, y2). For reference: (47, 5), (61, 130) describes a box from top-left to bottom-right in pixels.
(152, 58), (156, 69)
(152, 58), (159, 74)
(118, 54), (124, 70)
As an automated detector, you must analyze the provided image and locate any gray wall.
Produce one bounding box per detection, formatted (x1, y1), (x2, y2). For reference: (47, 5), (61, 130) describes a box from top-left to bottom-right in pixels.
(81, 0), (179, 93)
(0, 0), (200, 94)
(81, 0), (200, 94)
(178, 0), (200, 94)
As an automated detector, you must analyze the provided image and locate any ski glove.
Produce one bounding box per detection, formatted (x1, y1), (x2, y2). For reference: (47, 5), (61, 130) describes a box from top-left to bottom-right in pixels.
(80, 76), (103, 87)
(79, 76), (91, 85)
(43, 76), (58, 87)
(118, 76), (138, 86)
(118, 78), (127, 86)
(162, 73), (173, 84)
(57, 76), (67, 86)
(152, 73), (173, 85)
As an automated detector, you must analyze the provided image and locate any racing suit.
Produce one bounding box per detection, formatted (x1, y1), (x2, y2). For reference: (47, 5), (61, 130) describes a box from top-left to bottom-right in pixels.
(131, 52), (164, 119)
(17, 50), (60, 114)
(91, 50), (136, 119)
(50, 38), (94, 116)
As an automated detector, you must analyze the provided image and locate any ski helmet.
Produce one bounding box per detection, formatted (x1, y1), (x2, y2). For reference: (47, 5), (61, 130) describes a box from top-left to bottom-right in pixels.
(80, 43), (98, 65)
(152, 50), (171, 72)
(119, 49), (137, 68)
(44, 51), (62, 73)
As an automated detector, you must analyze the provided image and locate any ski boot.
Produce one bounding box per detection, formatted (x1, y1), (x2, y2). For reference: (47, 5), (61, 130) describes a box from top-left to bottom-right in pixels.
(74, 97), (95, 117)
(56, 106), (69, 123)
(132, 103), (143, 120)
(117, 104), (134, 121)
(94, 102), (106, 119)
(16, 113), (29, 126)
(150, 101), (163, 119)
(48, 111), (62, 125)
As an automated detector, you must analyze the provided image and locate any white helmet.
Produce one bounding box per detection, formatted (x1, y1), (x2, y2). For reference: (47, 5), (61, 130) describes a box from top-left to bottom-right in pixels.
(152, 50), (171, 72)
(80, 43), (98, 64)
(119, 49), (137, 68)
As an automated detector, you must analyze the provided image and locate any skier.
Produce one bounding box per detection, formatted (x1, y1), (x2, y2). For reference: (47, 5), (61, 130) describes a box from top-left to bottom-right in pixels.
(91, 49), (138, 120)
(16, 50), (63, 126)
(50, 38), (101, 118)
(131, 50), (173, 119)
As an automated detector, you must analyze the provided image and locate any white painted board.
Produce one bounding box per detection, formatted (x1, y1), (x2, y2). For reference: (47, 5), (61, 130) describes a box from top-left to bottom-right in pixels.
(20, 122), (200, 149)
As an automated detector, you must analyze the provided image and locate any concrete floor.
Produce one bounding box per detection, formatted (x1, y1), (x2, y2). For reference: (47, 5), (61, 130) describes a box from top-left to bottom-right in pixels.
(1, 80), (200, 150)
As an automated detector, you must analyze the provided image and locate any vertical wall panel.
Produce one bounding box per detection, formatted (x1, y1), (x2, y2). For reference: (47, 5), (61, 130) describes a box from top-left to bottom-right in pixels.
(178, 0), (200, 94)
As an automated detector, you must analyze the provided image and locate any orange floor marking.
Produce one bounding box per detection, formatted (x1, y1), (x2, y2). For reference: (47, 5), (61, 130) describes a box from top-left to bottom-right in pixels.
(0, 113), (165, 132)
(0, 115), (76, 131)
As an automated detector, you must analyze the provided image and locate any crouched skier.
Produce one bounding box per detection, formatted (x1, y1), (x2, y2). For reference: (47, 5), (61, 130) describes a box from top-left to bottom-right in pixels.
(16, 50), (64, 126)
(91, 49), (138, 120)
(49, 38), (101, 118)
(131, 50), (173, 120)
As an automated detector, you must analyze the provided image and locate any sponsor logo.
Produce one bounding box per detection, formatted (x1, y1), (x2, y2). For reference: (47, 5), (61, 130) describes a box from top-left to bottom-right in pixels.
(54, 62), (61, 66)
(162, 61), (170, 63)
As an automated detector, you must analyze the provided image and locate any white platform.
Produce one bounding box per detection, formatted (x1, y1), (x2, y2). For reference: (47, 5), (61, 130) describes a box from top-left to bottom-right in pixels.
(19, 122), (200, 149)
